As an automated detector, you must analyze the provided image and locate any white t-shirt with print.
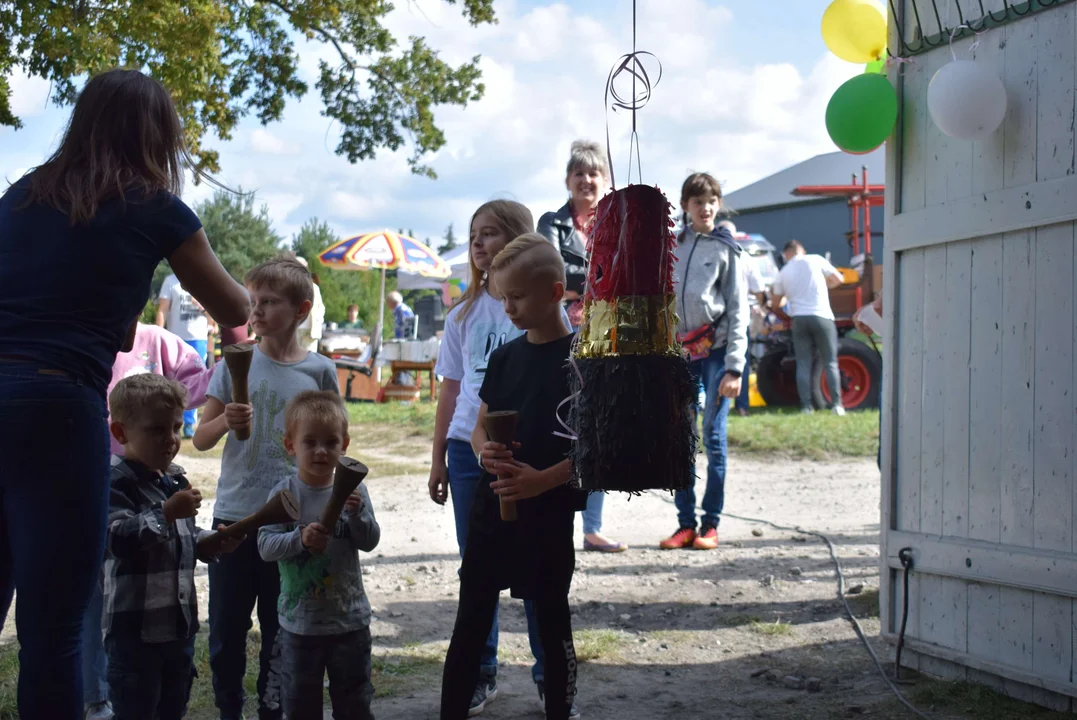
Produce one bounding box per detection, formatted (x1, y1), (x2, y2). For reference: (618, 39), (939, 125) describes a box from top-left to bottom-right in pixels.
(436, 291), (570, 443)
(160, 274), (209, 341)
(773, 254), (841, 320)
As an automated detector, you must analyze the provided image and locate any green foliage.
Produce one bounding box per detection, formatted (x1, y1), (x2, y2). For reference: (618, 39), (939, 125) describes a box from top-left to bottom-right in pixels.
(438, 222), (457, 254)
(291, 218), (393, 333)
(0, 1), (496, 177)
(197, 189), (284, 280)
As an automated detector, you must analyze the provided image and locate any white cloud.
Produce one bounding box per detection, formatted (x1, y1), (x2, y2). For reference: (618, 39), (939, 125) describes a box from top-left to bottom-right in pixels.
(0, 1), (860, 251)
(250, 128), (301, 156)
(7, 70), (51, 119)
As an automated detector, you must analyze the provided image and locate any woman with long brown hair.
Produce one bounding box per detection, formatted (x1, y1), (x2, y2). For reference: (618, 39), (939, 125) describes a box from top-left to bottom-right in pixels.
(0, 69), (250, 718)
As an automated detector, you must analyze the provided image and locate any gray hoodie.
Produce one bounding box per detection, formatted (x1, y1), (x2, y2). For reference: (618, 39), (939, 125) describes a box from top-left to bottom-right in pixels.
(671, 225), (749, 374)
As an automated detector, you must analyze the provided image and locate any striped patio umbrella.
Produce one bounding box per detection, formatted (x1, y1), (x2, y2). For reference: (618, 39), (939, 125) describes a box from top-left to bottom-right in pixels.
(318, 231), (451, 340)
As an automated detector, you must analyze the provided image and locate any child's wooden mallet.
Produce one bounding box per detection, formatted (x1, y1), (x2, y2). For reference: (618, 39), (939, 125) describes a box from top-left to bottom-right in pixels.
(483, 410), (519, 522)
(319, 457), (369, 530)
(223, 344), (254, 441)
(197, 489), (300, 556)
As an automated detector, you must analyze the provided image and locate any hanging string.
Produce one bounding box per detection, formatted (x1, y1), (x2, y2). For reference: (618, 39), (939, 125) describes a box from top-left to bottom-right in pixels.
(947, 22), (988, 62)
(603, 0), (662, 189)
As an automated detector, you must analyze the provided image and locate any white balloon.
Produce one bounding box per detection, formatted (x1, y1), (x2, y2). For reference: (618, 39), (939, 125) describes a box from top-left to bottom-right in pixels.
(928, 60), (1008, 141)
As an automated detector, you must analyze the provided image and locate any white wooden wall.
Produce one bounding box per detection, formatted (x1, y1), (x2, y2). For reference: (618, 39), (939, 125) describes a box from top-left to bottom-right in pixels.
(881, 0), (1077, 709)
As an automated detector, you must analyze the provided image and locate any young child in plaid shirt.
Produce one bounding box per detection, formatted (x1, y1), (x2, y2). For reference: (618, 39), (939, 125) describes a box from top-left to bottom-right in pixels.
(103, 374), (243, 720)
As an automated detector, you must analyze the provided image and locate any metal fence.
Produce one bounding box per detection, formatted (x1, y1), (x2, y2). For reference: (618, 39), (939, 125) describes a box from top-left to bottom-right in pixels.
(889, 0), (1077, 55)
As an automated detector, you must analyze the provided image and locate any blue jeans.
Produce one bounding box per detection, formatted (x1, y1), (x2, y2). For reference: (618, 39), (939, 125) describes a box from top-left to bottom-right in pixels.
(180, 339), (207, 426)
(735, 332), (751, 411)
(105, 634), (195, 720)
(674, 348), (730, 530)
(83, 576), (109, 705)
(208, 518), (282, 720)
(0, 361), (110, 718)
(447, 439), (546, 683)
(279, 628), (373, 720)
(581, 492), (604, 535)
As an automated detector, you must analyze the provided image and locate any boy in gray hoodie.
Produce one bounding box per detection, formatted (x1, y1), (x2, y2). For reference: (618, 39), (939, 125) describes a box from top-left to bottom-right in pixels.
(662, 172), (749, 551)
(258, 391), (380, 719)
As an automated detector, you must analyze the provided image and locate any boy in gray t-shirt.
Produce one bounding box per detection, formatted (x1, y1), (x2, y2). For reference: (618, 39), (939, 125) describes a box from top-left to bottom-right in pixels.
(258, 391), (379, 719)
(192, 256), (338, 720)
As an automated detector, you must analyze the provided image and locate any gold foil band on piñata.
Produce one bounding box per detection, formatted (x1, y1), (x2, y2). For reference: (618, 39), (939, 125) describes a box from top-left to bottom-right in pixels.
(574, 295), (680, 359)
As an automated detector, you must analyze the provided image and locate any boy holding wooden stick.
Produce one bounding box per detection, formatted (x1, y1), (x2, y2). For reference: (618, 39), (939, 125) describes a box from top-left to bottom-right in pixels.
(441, 234), (586, 720)
(258, 391), (380, 719)
(193, 255), (339, 720)
(103, 374), (244, 720)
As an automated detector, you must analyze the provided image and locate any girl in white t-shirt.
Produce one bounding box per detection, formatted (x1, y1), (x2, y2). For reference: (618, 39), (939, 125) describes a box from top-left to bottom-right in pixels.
(429, 200), (560, 713)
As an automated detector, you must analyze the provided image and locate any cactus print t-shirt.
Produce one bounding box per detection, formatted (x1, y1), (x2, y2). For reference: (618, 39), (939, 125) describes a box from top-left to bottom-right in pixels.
(206, 346), (338, 521)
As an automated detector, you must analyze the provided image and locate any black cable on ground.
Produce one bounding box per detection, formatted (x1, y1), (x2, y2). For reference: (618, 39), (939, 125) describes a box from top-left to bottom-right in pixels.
(644, 490), (931, 719)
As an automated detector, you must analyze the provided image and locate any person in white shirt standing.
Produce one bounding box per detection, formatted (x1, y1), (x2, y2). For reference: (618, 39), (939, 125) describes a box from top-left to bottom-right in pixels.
(157, 273), (210, 436)
(295, 257), (325, 352)
(770, 240), (846, 415)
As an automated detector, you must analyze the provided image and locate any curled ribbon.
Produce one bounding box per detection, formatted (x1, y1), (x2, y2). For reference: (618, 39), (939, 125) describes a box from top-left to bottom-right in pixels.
(603, 0), (662, 189)
(553, 354), (585, 442)
(948, 23), (988, 61)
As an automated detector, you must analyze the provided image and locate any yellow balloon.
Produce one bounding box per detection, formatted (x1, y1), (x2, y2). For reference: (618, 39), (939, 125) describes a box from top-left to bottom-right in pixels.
(822, 0), (888, 64)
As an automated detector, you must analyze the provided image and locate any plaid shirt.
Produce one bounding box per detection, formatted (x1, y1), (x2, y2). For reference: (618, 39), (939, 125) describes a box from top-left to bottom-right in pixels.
(103, 457), (212, 643)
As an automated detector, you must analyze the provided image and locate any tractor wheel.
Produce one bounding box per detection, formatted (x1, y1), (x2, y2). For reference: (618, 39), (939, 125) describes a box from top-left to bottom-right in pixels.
(814, 338), (882, 410)
(756, 349), (801, 407)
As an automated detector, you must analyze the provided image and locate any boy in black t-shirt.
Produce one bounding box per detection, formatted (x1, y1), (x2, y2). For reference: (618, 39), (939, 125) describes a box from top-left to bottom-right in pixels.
(440, 234), (586, 720)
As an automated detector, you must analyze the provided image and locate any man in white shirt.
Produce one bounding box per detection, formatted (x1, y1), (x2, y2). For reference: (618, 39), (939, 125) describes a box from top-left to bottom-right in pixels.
(156, 273), (209, 435)
(295, 257), (325, 352)
(770, 240), (846, 415)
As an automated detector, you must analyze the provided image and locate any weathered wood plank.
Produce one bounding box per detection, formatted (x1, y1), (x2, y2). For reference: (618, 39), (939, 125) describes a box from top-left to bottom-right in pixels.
(968, 236), (1003, 543)
(899, 0), (928, 214)
(887, 172), (1077, 253)
(943, 241), (971, 538)
(924, 43), (951, 207)
(920, 245), (948, 535)
(972, 22), (1008, 196)
(1033, 592), (1073, 709)
(1035, 3), (1076, 183)
(896, 249), (925, 533)
(968, 582), (1001, 676)
(887, 530), (1077, 598)
(1004, 8), (1039, 188)
(999, 586), (1037, 703)
(1000, 230), (1036, 549)
(919, 574), (969, 680)
(1033, 223), (1074, 553)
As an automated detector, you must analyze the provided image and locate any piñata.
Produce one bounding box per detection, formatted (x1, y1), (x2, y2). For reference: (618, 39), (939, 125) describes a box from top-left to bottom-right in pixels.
(567, 184), (697, 493)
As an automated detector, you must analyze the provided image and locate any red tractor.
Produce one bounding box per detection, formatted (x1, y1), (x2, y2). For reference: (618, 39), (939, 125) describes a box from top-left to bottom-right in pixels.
(750, 168), (883, 411)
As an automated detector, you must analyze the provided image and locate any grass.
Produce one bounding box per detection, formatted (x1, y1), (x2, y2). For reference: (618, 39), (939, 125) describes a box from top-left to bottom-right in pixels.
(572, 628), (633, 662)
(727, 407), (880, 460)
(910, 679), (1073, 719)
(748, 619), (794, 637)
(347, 401), (437, 436)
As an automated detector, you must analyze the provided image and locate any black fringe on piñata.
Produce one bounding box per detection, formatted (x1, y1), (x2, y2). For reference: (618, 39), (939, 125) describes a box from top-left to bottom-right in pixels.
(568, 354), (697, 494)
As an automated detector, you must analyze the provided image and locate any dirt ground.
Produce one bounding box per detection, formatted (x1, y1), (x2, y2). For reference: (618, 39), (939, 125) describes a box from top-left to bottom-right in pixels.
(201, 448), (905, 719)
(0, 444), (960, 719)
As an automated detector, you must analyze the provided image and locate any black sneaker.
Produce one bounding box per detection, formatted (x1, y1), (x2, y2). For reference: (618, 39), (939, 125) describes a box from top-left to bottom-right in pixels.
(468, 675), (498, 717)
(536, 681), (581, 719)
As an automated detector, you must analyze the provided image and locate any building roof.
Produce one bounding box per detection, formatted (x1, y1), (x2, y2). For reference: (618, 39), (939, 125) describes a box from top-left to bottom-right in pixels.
(723, 147), (885, 213)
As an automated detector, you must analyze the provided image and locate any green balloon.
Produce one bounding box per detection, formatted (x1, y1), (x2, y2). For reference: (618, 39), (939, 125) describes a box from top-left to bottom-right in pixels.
(865, 58), (886, 74)
(825, 73), (897, 154)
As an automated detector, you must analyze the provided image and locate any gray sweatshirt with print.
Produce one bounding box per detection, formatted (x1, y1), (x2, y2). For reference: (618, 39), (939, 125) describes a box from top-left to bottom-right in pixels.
(671, 225), (750, 374)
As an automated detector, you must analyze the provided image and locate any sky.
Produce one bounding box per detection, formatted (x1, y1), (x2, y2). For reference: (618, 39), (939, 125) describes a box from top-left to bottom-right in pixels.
(0, 0), (863, 248)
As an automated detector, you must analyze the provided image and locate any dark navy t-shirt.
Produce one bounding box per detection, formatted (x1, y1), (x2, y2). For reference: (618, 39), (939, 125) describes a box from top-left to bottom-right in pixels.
(0, 176), (202, 397)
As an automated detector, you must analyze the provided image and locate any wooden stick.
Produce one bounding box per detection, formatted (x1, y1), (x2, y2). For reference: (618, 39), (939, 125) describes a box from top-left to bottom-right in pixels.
(223, 345), (254, 441)
(197, 489), (299, 556)
(484, 411), (519, 522)
(320, 457), (369, 530)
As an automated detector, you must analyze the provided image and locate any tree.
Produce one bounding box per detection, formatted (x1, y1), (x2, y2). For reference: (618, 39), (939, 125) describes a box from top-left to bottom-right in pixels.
(439, 222), (458, 254)
(197, 190), (284, 280)
(1, 1), (496, 177)
(292, 218), (391, 335)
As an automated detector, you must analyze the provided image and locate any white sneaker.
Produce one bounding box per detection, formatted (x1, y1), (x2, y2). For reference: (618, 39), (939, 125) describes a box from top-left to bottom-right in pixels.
(832, 406), (846, 417)
(85, 701), (114, 720)
(800, 408), (814, 415)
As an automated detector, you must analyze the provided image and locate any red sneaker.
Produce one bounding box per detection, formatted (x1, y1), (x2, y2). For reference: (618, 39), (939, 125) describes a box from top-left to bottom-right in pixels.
(660, 527), (696, 549)
(693, 525), (719, 549)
